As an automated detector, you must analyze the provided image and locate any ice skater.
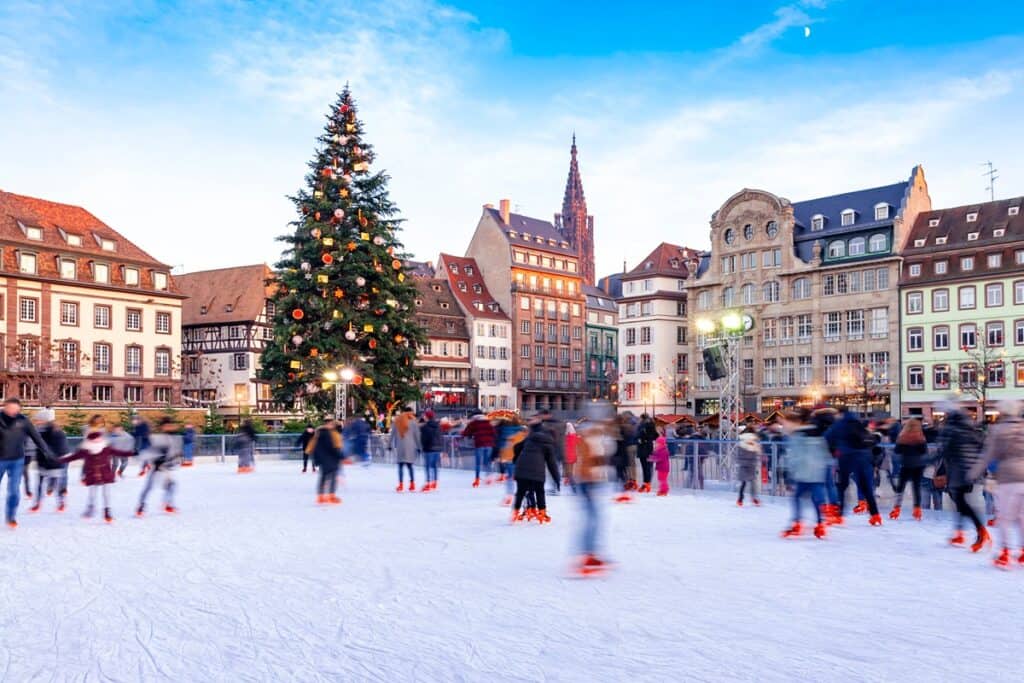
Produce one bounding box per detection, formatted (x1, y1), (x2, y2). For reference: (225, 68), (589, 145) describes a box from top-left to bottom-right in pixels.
(133, 415), (151, 477)
(736, 430), (762, 507)
(109, 423), (135, 477)
(306, 417), (343, 505)
(0, 397), (55, 529)
(935, 399), (989, 552)
(572, 401), (616, 576)
(235, 420), (257, 473)
(461, 410), (496, 487)
(29, 409), (70, 513)
(61, 416), (132, 523)
(136, 417), (184, 516)
(889, 419), (929, 521)
(511, 416), (559, 524)
(419, 410), (442, 491)
(649, 428), (671, 496)
(970, 399), (1024, 568)
(779, 409), (830, 540)
(496, 418), (527, 506)
(391, 407), (420, 492)
(825, 406), (882, 527)
(298, 425), (316, 472)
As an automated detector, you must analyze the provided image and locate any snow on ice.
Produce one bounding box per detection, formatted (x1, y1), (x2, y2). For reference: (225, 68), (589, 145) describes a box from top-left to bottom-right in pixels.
(1, 460), (1019, 682)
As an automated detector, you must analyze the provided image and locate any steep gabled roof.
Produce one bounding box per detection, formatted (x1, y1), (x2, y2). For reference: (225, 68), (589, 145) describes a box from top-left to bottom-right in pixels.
(436, 253), (510, 321)
(484, 208), (577, 256)
(624, 242), (698, 279)
(177, 264), (275, 325)
(583, 284), (617, 313)
(412, 278), (471, 340)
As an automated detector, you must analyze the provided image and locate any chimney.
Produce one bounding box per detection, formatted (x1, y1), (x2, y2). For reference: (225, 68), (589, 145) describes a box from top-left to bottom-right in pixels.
(483, 203), (494, 210)
(499, 198), (511, 225)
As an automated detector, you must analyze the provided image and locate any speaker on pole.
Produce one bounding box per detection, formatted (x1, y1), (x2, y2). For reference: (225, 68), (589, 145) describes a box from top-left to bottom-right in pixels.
(703, 345), (727, 381)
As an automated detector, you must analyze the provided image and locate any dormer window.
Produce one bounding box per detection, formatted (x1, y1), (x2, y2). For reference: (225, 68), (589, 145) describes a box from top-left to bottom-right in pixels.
(508, 230), (518, 238)
(914, 239), (926, 247)
(66, 234), (82, 247)
(521, 233), (530, 241)
(100, 238), (116, 252)
(473, 301), (482, 310)
(449, 263), (458, 273)
(153, 272), (168, 291)
(94, 262), (110, 284)
(440, 302), (450, 309)
(993, 228), (1005, 237)
(225, 304), (234, 313)
(935, 236), (948, 245)
(124, 267), (139, 286)
(19, 252), (37, 274)
(535, 237), (543, 244)
(200, 305), (208, 315)
(811, 215), (824, 231)
(868, 233), (888, 252)
(431, 284), (441, 292)
(457, 282), (467, 292)
(827, 240), (846, 259)
(967, 232), (979, 241)
(472, 284), (482, 293)
(1009, 207), (1020, 216)
(415, 298), (423, 307)
(966, 212), (978, 223)
(464, 266), (474, 275)
(874, 203), (890, 220)
(909, 264), (922, 277)
(26, 226), (43, 241)
(59, 258), (76, 279)
(841, 209), (856, 227)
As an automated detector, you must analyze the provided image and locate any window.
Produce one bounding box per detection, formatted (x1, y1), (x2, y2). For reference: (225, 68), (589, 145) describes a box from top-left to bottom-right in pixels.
(960, 256), (974, 271)
(60, 301), (79, 326)
(988, 362), (1005, 388)
(909, 264), (921, 277)
(59, 258), (76, 279)
(56, 384), (79, 402)
(823, 275), (835, 296)
(876, 267), (889, 290)
(722, 286), (735, 307)
(721, 256), (735, 274)
(848, 237), (866, 256)
(156, 311), (171, 334)
(697, 291), (711, 310)
(824, 312), (841, 340)
(520, 344), (530, 358)
(870, 308), (888, 338)
(93, 385), (113, 403)
(907, 366), (924, 390)
(780, 316), (794, 343)
(94, 305), (111, 329)
(763, 318), (777, 344)
(791, 278), (811, 300)
(797, 314), (812, 340)
(640, 353), (652, 374)
(811, 215), (824, 231)
(762, 248), (781, 267)
(19, 252), (37, 274)
(742, 283), (756, 304)
(986, 283), (1003, 307)
(230, 352), (247, 372)
(987, 253), (1002, 269)
(827, 241), (845, 259)
(1017, 320), (1024, 346)
(93, 343), (111, 374)
(966, 212), (978, 223)
(846, 310), (864, 340)
(987, 322), (1004, 347)
(934, 260), (947, 275)
(126, 309), (142, 331)
(100, 238), (116, 252)
(59, 341), (79, 371)
(677, 326), (687, 344)
(625, 328), (636, 346)
(762, 281), (779, 303)
(154, 387), (172, 404)
(798, 357), (812, 386)
(936, 236), (948, 245)
(874, 204), (889, 220)
(743, 224), (754, 240)
(640, 327), (652, 344)
(907, 327), (924, 352)
(824, 355), (841, 385)
(959, 286), (976, 310)
(26, 226), (43, 240)
(625, 354), (636, 373)
(125, 346), (142, 375)
(124, 267), (140, 286)
(933, 326), (950, 350)
(741, 252), (757, 270)
(19, 297), (37, 322)
(960, 324), (977, 349)
(724, 228), (735, 244)
(520, 320), (530, 335)
(1017, 250), (1024, 265)
(766, 221), (779, 238)
(1018, 362), (1024, 387)
(933, 365), (950, 390)
(906, 292), (923, 314)
(94, 263), (110, 284)
(868, 234), (887, 252)
(956, 363), (974, 387)
(676, 302), (687, 317)
(780, 358), (795, 387)
(154, 272), (168, 291)
(124, 386), (143, 403)
(932, 289), (949, 312)
(154, 349), (171, 376)
(841, 210), (855, 226)
(761, 358), (777, 387)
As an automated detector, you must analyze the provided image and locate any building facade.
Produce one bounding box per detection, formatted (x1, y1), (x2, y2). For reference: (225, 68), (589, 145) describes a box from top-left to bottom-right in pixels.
(899, 196), (1024, 421)
(0, 190), (184, 410)
(177, 264), (285, 424)
(687, 167), (931, 417)
(583, 284), (618, 400)
(553, 135), (596, 286)
(436, 253), (516, 411)
(616, 243), (696, 415)
(412, 278), (475, 414)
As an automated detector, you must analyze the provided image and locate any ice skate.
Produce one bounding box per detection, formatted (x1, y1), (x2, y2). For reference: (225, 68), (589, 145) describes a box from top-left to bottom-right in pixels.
(395, 483), (404, 492)
(889, 506), (901, 520)
(104, 508), (113, 523)
(408, 481), (416, 492)
(164, 504), (177, 513)
(987, 518), (996, 527)
(57, 501), (65, 513)
(993, 548), (1011, 569)
(574, 555), (608, 577)
(536, 509), (551, 525)
(753, 498), (761, 507)
(135, 505), (145, 518)
(970, 528), (991, 553)
(29, 503), (40, 513)
(736, 499), (743, 507)
(813, 523), (827, 539)
(656, 489), (669, 497)
(6, 520), (16, 529)
(317, 494), (328, 505)
(949, 531), (966, 546)
(868, 514), (883, 527)
(613, 493), (633, 504)
(912, 506), (922, 521)
(501, 495), (513, 506)
(831, 515), (845, 526)
(852, 500), (867, 514)
(472, 478), (480, 488)
(327, 495), (341, 505)
(1018, 550), (1024, 565)
(781, 521), (803, 538)
(82, 505), (95, 519)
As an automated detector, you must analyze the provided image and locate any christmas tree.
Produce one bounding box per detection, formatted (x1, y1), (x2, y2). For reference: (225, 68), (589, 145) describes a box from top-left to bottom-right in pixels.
(260, 87), (425, 418)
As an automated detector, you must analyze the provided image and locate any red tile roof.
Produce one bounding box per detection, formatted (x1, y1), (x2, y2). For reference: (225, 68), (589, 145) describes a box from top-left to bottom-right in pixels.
(177, 264), (275, 325)
(0, 190), (178, 293)
(437, 253), (510, 321)
(625, 242), (699, 279)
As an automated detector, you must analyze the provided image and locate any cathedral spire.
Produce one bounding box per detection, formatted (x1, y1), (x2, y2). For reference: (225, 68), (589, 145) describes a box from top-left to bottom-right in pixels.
(558, 134), (595, 286)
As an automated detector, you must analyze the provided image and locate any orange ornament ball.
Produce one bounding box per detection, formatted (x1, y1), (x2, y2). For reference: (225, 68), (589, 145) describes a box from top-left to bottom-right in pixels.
(347, 241), (357, 252)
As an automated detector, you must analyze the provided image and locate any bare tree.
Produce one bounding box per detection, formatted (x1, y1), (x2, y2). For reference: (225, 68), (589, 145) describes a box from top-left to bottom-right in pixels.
(0, 336), (91, 406)
(180, 352), (225, 408)
(956, 341), (1020, 422)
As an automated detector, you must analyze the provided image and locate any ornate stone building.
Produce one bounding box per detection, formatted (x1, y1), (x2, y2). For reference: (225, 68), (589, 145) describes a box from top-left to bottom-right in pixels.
(687, 167), (931, 417)
(554, 135), (596, 286)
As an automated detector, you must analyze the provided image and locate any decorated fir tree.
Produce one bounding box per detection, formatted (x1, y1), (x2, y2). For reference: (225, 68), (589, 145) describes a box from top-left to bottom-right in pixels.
(260, 87), (424, 417)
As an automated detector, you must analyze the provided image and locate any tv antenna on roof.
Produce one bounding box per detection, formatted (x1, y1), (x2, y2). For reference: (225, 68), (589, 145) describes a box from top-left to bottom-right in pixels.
(981, 161), (998, 201)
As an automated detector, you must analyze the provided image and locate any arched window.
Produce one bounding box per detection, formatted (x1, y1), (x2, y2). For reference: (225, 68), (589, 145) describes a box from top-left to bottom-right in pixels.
(742, 283), (756, 304)
(810, 214), (825, 231)
(762, 281), (780, 303)
(722, 286), (735, 307)
(791, 278), (811, 300)
(724, 228), (735, 245)
(841, 209), (856, 226)
(827, 240), (846, 259)
(869, 233), (888, 252)
(765, 221), (779, 238)
(743, 224), (753, 240)
(849, 237), (866, 256)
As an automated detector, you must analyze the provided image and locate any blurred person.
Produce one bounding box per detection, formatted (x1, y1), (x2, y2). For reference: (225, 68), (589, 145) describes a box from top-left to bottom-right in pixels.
(779, 408), (830, 539)
(511, 415), (559, 524)
(419, 410), (442, 491)
(572, 401), (616, 575)
(298, 425), (316, 472)
(235, 420), (257, 473)
(935, 399), (989, 552)
(811, 408), (840, 524)
(461, 410), (496, 487)
(135, 417), (184, 516)
(344, 414), (371, 468)
(61, 415), (131, 523)
(391, 407), (420, 492)
(971, 399), (1024, 568)
(889, 419), (930, 521)
(736, 430), (762, 507)
(563, 421), (578, 490)
(109, 423), (135, 477)
(825, 406), (882, 527)
(133, 415), (151, 477)
(496, 418), (527, 506)
(29, 409), (70, 514)
(307, 417), (343, 505)
(636, 414), (658, 493)
(181, 422), (196, 467)
(0, 397), (54, 529)
(649, 427), (672, 497)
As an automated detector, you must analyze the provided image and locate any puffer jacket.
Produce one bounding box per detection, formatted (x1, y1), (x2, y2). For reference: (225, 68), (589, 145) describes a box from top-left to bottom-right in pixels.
(37, 425), (70, 470)
(307, 426), (342, 470)
(972, 415), (1024, 485)
(420, 419), (443, 453)
(513, 424), (559, 483)
(784, 425), (831, 484)
(893, 441), (930, 469)
(61, 435), (132, 486)
(936, 411), (982, 488)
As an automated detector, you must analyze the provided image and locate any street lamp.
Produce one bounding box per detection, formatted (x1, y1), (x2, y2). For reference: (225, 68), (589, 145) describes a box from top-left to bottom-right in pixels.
(323, 366), (356, 421)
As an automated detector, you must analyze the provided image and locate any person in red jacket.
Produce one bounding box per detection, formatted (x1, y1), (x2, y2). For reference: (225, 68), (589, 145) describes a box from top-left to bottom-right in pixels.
(61, 415), (132, 523)
(461, 411), (497, 487)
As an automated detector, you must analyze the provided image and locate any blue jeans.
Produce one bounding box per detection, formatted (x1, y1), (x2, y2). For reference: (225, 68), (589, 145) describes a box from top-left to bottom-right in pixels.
(792, 482), (825, 524)
(837, 453), (878, 516)
(397, 462), (414, 484)
(0, 458), (26, 521)
(501, 462), (515, 494)
(922, 478), (944, 510)
(183, 443), (194, 463)
(822, 461), (838, 505)
(423, 452), (440, 483)
(577, 482), (602, 555)
(474, 447), (492, 479)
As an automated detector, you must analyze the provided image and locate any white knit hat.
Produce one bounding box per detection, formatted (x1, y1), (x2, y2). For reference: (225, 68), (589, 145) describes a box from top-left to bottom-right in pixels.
(33, 408), (55, 423)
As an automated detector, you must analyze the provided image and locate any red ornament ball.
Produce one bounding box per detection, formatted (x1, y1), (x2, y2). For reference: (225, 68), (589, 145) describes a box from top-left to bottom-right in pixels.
(291, 308), (304, 320)
(322, 253), (334, 265)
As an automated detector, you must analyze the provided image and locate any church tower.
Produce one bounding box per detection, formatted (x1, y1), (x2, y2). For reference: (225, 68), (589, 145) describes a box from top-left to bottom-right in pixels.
(554, 135), (595, 286)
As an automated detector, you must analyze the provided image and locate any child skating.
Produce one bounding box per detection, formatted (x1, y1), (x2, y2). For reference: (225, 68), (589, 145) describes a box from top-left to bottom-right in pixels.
(779, 409), (831, 540)
(136, 417), (184, 516)
(736, 430), (762, 507)
(60, 416), (132, 523)
(650, 429), (671, 496)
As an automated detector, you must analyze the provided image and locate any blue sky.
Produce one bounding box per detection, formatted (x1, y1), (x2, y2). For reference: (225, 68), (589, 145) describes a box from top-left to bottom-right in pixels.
(2, 1), (1023, 277)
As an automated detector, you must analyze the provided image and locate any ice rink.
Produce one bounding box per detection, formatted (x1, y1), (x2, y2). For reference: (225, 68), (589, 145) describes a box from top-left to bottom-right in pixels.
(1, 460), (1019, 682)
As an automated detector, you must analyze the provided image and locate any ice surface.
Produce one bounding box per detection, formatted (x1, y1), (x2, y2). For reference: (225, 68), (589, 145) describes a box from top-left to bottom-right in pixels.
(1, 460), (1019, 682)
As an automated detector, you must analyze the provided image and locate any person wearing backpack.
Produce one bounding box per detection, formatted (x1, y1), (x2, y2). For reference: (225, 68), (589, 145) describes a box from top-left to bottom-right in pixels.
(825, 406), (882, 526)
(936, 400), (989, 552)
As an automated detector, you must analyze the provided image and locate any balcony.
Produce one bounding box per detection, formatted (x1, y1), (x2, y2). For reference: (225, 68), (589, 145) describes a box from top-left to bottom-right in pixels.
(559, 358), (571, 368)
(546, 309), (558, 320)
(534, 357), (545, 366)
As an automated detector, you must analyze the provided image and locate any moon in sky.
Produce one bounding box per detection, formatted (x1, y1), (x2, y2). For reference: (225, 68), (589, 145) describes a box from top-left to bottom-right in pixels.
(804, 26), (811, 38)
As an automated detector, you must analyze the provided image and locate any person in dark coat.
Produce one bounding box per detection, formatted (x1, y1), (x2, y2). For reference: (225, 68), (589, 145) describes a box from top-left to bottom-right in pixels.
(298, 425), (317, 472)
(512, 419), (560, 523)
(889, 418), (931, 520)
(344, 416), (371, 467)
(636, 414), (658, 493)
(419, 410), (443, 491)
(824, 407), (881, 525)
(461, 412), (497, 487)
(935, 400), (988, 550)
(0, 397), (55, 528)
(30, 409), (70, 513)
(306, 418), (343, 504)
